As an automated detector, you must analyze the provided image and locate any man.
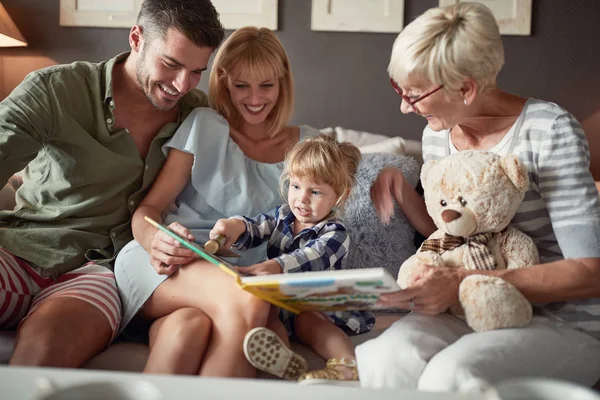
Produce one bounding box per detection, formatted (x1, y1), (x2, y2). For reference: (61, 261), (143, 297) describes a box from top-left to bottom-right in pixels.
(0, 0), (224, 367)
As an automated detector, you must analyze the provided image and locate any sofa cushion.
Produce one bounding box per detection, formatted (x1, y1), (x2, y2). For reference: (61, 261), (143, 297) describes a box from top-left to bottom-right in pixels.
(0, 314), (402, 375)
(82, 328), (384, 376)
(343, 152), (419, 279)
(0, 331), (15, 363)
(320, 127), (405, 155)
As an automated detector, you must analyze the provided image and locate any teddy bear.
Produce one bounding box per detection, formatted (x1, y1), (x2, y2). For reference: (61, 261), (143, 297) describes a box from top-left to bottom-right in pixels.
(398, 151), (539, 332)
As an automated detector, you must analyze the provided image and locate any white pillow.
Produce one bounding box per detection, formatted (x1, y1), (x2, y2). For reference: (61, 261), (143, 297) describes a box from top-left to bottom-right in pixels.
(320, 126), (406, 155)
(358, 137), (406, 154)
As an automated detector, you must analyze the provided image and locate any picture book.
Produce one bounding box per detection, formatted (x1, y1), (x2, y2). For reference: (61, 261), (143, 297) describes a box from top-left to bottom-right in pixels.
(144, 216), (402, 314)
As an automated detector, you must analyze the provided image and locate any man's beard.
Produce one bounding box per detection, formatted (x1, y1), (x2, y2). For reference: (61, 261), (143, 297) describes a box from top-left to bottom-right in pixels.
(135, 46), (176, 112)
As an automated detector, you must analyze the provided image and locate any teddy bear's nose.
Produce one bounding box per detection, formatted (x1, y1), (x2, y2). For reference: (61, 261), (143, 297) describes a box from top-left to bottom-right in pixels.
(441, 210), (462, 223)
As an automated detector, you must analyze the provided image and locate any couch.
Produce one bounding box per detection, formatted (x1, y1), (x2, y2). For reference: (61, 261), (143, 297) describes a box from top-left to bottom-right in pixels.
(1, 128), (598, 391)
(0, 127), (422, 377)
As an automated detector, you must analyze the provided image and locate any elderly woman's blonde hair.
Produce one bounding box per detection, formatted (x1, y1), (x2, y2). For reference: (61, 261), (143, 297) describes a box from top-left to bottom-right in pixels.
(388, 2), (504, 93)
(209, 26), (293, 137)
(279, 135), (361, 209)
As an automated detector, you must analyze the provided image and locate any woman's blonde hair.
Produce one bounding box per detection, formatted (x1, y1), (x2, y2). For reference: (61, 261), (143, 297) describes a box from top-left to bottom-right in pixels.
(280, 135), (362, 209)
(209, 26), (293, 137)
(388, 2), (504, 93)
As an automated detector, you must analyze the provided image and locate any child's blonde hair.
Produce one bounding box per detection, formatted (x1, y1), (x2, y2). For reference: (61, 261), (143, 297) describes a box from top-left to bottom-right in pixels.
(280, 135), (362, 209)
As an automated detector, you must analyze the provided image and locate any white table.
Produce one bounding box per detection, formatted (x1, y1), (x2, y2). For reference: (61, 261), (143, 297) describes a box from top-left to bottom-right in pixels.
(0, 365), (483, 400)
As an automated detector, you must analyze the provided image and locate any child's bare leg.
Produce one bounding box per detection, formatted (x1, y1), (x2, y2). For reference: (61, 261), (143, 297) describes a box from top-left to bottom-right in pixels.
(265, 306), (290, 348)
(295, 311), (357, 380)
(145, 308), (212, 374)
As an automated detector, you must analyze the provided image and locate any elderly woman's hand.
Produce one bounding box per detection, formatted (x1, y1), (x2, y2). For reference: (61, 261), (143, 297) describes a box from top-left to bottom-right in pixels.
(370, 166), (406, 224)
(379, 264), (466, 315)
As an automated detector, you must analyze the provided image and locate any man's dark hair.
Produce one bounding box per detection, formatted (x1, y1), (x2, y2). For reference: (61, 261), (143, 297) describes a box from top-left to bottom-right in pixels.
(137, 0), (224, 49)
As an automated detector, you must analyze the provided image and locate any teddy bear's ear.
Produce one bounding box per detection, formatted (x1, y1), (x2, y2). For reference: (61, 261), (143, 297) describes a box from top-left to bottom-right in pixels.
(500, 154), (529, 193)
(420, 159), (439, 187)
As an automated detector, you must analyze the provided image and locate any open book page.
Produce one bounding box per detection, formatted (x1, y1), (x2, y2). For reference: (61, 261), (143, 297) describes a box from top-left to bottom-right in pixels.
(144, 216), (402, 314)
(143, 216), (244, 279)
(239, 268), (401, 314)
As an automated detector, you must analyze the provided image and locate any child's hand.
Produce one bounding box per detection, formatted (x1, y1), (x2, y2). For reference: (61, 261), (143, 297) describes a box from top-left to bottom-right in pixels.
(236, 260), (282, 276)
(209, 218), (246, 249)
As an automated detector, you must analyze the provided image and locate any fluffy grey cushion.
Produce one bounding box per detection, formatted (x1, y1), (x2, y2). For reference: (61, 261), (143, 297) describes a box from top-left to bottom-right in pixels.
(343, 152), (419, 279)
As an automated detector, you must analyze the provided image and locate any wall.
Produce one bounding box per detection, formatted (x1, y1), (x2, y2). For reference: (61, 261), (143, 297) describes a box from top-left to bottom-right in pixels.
(2, 0), (600, 174)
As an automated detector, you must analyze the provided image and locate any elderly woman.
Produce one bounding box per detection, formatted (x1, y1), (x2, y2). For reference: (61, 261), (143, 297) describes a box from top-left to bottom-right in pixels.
(359, 2), (600, 392)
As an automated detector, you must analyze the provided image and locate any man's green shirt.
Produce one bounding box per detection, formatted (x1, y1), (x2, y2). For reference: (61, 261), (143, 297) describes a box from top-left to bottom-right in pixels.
(0, 53), (208, 277)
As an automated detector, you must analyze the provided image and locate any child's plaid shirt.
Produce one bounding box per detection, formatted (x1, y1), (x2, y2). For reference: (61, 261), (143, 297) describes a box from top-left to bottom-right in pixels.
(232, 204), (376, 335)
(231, 204), (349, 273)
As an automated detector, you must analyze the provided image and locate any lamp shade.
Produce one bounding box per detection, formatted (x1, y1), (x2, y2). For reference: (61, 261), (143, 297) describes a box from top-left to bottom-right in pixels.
(0, 2), (26, 47)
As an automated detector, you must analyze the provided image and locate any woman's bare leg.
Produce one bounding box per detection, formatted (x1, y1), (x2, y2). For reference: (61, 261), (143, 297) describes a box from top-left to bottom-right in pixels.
(295, 312), (356, 379)
(144, 308), (212, 375)
(141, 259), (271, 378)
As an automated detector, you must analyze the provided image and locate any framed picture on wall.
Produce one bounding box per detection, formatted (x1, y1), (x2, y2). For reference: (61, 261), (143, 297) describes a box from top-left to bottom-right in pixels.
(211, 0), (278, 30)
(438, 0), (532, 36)
(311, 0), (405, 33)
(60, 0), (142, 28)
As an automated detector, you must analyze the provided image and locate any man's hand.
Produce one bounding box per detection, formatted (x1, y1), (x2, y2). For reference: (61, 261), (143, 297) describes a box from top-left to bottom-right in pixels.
(148, 222), (198, 275)
(209, 218), (246, 249)
(236, 260), (283, 276)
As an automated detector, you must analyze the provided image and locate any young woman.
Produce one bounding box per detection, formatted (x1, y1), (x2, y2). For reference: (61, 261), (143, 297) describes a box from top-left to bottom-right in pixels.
(114, 27), (319, 377)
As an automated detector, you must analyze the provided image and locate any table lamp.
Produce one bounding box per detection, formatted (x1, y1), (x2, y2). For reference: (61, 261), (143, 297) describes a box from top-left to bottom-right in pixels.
(0, 1), (26, 47)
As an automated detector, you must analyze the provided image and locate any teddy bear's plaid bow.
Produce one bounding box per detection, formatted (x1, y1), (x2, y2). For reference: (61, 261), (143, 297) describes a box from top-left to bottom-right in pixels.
(420, 232), (498, 270)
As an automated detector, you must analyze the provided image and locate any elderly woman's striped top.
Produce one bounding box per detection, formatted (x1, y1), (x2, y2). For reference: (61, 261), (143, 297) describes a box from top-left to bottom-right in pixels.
(421, 98), (600, 340)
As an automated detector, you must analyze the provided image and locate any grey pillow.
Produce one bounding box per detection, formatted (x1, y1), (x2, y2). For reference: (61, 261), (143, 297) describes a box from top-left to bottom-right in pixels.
(343, 152), (419, 279)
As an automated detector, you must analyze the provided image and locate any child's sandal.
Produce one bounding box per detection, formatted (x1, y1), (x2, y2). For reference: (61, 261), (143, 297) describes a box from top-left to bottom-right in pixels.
(298, 357), (359, 385)
(243, 327), (308, 380)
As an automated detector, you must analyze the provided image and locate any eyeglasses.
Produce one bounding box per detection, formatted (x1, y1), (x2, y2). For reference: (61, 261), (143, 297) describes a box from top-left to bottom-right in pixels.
(390, 78), (444, 113)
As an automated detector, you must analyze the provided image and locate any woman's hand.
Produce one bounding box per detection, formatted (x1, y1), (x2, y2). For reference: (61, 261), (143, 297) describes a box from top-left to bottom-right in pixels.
(209, 218), (246, 249)
(236, 260), (283, 276)
(149, 222), (198, 275)
(379, 264), (466, 315)
(370, 166), (405, 224)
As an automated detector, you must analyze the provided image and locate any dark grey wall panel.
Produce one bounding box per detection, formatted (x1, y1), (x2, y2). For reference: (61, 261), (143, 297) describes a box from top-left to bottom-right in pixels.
(2, 0), (599, 141)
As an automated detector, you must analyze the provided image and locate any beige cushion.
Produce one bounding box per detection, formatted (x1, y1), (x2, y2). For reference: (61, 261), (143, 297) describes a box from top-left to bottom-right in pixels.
(82, 329), (385, 377)
(0, 313), (404, 377)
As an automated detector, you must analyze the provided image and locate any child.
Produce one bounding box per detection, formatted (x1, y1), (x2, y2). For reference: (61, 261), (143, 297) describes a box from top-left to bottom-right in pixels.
(209, 135), (372, 384)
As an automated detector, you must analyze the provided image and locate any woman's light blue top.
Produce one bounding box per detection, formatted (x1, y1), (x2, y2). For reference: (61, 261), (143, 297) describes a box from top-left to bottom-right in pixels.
(163, 107), (319, 266)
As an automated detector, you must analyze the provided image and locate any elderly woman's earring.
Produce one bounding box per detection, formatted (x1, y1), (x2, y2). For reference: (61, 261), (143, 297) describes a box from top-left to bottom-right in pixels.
(463, 99), (468, 105)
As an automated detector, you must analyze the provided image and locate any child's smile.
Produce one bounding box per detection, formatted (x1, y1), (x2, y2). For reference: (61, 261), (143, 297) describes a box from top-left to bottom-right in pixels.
(288, 175), (338, 230)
